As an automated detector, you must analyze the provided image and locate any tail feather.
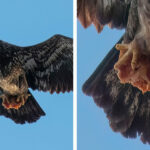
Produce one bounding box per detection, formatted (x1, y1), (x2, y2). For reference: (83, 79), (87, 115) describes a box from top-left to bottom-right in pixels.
(82, 36), (150, 144)
(0, 90), (45, 124)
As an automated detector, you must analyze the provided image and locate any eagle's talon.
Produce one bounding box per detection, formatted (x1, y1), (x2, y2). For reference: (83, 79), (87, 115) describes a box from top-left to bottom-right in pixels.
(114, 40), (150, 93)
(1, 93), (30, 110)
(115, 41), (140, 71)
(116, 44), (128, 58)
(131, 48), (140, 71)
(15, 93), (30, 108)
(116, 43), (128, 51)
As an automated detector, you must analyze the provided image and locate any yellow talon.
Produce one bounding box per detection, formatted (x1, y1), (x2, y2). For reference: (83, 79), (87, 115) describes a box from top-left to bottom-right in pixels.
(115, 44), (128, 51)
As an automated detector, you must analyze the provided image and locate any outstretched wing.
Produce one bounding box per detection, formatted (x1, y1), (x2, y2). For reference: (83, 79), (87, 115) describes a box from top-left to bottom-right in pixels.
(83, 37), (150, 144)
(16, 34), (73, 93)
(77, 0), (131, 32)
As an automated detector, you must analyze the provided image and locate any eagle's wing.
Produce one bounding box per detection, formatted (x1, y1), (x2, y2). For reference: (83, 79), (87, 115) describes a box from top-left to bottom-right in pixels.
(16, 34), (73, 93)
(0, 34), (72, 124)
(83, 37), (150, 144)
(0, 90), (45, 124)
(77, 0), (131, 32)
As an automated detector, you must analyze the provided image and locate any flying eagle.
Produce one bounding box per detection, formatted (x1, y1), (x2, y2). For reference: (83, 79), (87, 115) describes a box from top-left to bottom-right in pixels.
(78, 0), (150, 144)
(0, 34), (73, 124)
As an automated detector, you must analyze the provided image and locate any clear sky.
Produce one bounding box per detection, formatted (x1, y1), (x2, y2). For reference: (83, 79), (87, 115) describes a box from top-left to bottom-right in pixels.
(77, 21), (150, 150)
(0, 1), (73, 150)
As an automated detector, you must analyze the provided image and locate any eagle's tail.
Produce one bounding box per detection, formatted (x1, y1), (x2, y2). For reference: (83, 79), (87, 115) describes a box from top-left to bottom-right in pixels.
(0, 90), (45, 124)
(82, 36), (150, 144)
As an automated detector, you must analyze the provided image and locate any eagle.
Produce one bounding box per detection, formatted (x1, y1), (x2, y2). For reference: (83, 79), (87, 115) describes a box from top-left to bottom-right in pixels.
(78, 0), (150, 144)
(0, 34), (73, 124)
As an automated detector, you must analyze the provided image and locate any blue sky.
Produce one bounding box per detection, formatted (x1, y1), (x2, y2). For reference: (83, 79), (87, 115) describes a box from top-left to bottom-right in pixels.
(0, 1), (73, 150)
(77, 21), (150, 150)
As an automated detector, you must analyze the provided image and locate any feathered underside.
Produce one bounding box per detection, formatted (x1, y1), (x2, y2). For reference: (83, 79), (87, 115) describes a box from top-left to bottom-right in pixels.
(0, 34), (73, 124)
(77, 0), (131, 32)
(83, 37), (150, 144)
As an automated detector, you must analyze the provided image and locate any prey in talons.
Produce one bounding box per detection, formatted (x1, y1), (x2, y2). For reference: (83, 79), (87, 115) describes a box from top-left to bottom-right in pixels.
(114, 40), (150, 93)
(1, 93), (30, 109)
(115, 41), (141, 71)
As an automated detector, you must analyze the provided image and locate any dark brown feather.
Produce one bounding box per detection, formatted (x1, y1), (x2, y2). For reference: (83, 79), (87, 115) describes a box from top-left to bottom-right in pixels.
(0, 34), (72, 124)
(19, 35), (73, 93)
(77, 0), (131, 32)
(83, 37), (150, 144)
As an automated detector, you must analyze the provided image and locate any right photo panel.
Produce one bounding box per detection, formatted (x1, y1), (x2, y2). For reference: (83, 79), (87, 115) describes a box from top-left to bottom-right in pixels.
(77, 0), (150, 149)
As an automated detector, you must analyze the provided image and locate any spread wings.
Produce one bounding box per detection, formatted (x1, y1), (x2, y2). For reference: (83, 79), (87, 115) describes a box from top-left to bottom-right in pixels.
(14, 34), (73, 93)
(77, 0), (131, 32)
(0, 34), (72, 124)
(83, 37), (150, 144)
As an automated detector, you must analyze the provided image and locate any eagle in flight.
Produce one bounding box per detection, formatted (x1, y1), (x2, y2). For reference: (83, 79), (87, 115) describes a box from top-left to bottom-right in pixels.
(0, 34), (73, 124)
(78, 0), (150, 144)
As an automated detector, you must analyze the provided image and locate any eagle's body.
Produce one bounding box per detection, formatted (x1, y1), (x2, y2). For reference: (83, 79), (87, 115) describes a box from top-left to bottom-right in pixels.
(0, 66), (29, 109)
(0, 34), (73, 124)
(78, 0), (150, 144)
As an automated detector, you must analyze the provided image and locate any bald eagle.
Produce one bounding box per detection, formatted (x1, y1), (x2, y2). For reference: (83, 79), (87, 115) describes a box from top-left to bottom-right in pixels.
(0, 34), (73, 124)
(78, 0), (150, 144)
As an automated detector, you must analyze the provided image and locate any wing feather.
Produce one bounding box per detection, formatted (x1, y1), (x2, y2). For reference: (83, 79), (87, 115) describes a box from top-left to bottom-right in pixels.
(0, 35), (72, 123)
(83, 36), (150, 144)
(77, 0), (131, 32)
(15, 34), (73, 93)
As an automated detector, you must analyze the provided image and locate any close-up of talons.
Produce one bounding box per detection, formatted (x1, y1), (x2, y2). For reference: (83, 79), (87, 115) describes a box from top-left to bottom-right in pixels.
(114, 39), (150, 93)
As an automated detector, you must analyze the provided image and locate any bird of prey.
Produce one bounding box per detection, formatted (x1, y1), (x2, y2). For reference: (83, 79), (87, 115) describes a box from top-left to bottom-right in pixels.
(78, 0), (150, 144)
(0, 34), (73, 124)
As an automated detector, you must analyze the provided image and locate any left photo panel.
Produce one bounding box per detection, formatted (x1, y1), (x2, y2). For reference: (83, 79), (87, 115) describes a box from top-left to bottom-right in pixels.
(0, 1), (73, 150)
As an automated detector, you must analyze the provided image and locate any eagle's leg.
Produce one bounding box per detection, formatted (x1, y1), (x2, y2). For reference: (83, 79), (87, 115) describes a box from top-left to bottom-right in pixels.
(114, 40), (150, 93)
(115, 41), (141, 71)
(131, 48), (140, 70)
(115, 43), (128, 58)
(114, 41), (138, 84)
(0, 94), (11, 109)
(0, 93), (30, 110)
(16, 93), (31, 106)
